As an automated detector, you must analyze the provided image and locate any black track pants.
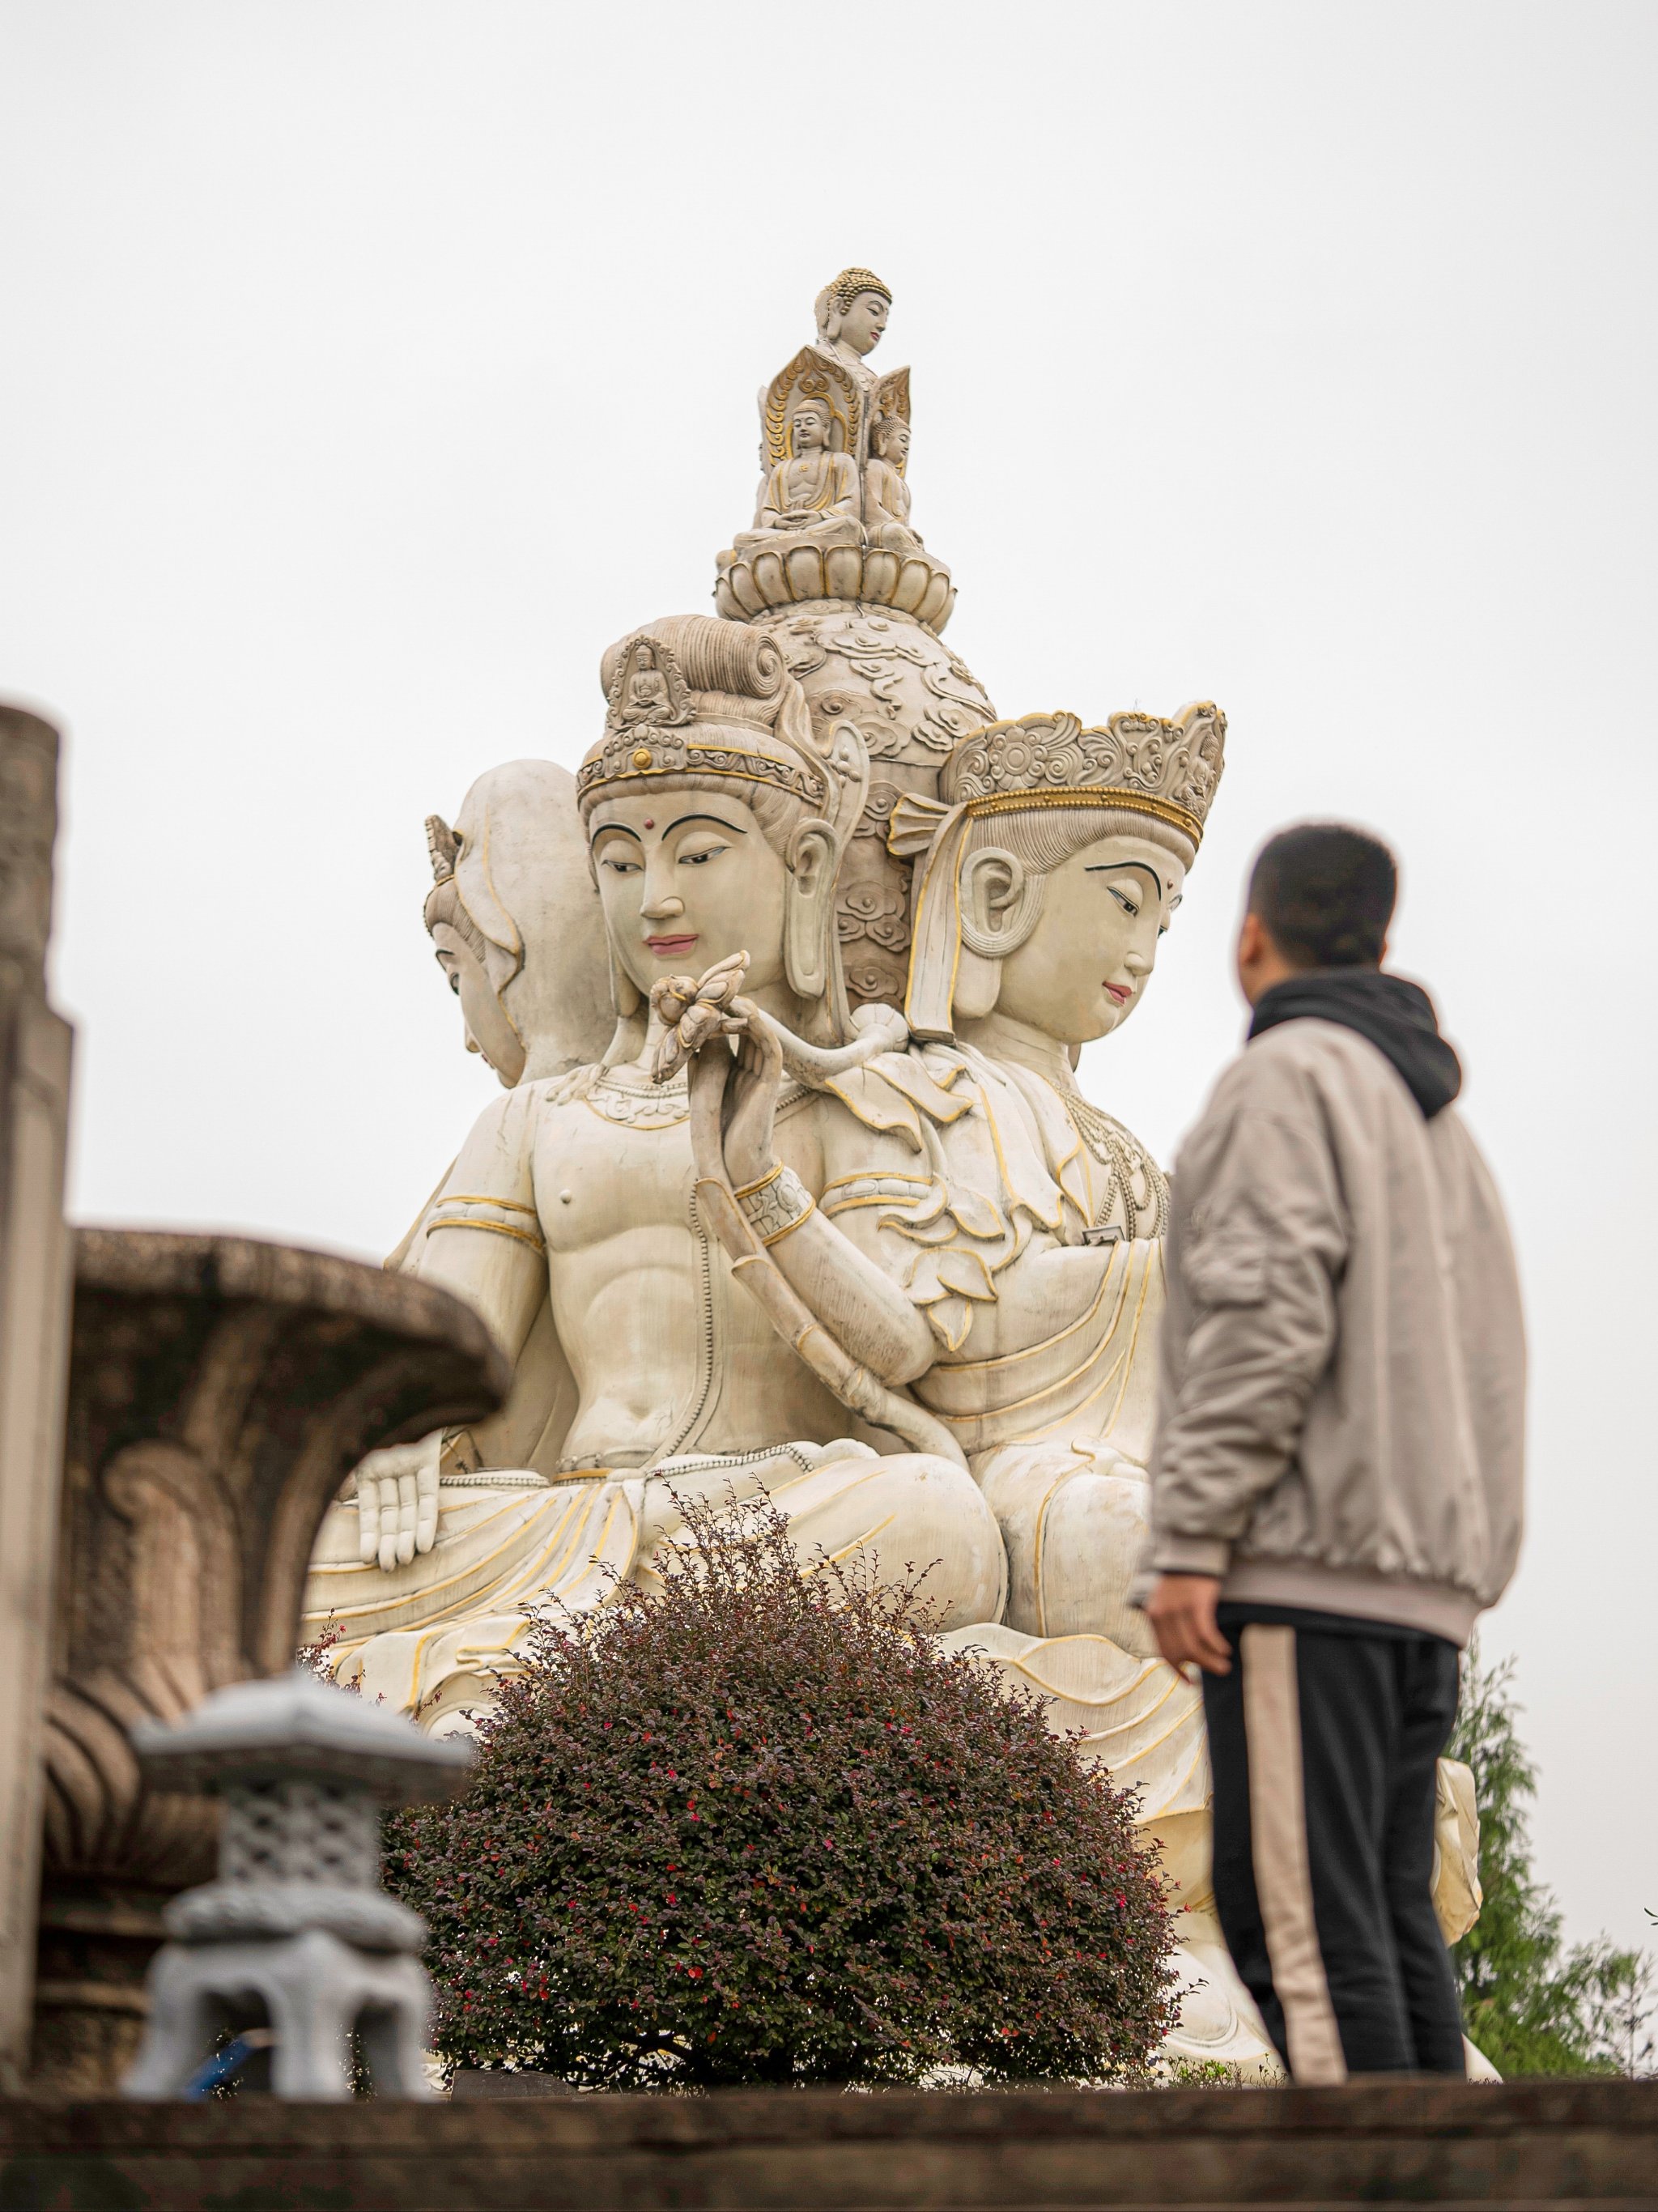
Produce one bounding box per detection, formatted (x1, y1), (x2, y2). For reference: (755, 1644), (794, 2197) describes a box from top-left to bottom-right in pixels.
(1202, 1607), (1465, 2081)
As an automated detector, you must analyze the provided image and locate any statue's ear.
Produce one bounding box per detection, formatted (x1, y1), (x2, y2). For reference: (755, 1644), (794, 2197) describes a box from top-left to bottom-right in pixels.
(959, 846), (1044, 959)
(784, 819), (838, 1001)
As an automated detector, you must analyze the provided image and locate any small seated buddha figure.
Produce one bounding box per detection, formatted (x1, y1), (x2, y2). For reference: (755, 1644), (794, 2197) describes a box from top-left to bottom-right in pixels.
(862, 414), (923, 552)
(733, 393), (862, 553)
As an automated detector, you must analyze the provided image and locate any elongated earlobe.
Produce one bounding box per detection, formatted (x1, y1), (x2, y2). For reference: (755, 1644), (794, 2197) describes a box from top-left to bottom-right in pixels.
(951, 946), (1002, 1020)
(784, 819), (836, 1001)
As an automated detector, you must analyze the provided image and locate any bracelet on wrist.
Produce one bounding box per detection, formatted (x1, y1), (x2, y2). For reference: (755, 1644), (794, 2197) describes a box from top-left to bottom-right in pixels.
(731, 1159), (785, 1202)
(738, 1162), (815, 1247)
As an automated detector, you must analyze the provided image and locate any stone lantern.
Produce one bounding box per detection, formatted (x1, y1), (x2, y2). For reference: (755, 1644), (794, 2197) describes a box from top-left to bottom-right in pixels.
(121, 1672), (472, 2099)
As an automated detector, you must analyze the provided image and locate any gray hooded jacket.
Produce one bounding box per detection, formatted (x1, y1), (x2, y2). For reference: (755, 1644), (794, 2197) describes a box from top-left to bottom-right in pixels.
(1136, 996), (1524, 1647)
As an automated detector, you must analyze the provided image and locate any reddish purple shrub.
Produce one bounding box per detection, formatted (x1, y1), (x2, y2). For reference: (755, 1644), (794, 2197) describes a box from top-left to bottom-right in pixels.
(384, 1492), (1175, 2087)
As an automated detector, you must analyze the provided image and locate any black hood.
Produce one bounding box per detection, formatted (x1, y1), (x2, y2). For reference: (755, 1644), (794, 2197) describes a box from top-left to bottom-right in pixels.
(1248, 970), (1463, 1119)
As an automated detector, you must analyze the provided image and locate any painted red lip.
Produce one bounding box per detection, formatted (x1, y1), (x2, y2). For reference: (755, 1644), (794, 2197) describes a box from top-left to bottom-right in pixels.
(646, 934), (699, 955)
(1104, 982), (1133, 1005)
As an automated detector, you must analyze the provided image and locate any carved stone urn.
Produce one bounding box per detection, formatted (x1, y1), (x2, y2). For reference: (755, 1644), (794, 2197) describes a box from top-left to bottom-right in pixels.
(31, 1228), (509, 2093)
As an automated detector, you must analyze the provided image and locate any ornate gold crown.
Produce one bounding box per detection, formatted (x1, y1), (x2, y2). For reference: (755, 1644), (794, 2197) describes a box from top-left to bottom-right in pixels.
(576, 615), (855, 823)
(937, 705), (1226, 847)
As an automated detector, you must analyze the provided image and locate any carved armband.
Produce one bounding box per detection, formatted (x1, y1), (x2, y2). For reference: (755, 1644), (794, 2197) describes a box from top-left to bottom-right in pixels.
(426, 1193), (546, 1256)
(820, 1171), (937, 1220)
(733, 1161), (815, 1249)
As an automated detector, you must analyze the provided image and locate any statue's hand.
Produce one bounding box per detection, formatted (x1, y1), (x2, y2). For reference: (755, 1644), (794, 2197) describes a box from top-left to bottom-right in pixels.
(354, 1433), (443, 1572)
(721, 1006), (785, 1190)
(649, 953), (749, 1083)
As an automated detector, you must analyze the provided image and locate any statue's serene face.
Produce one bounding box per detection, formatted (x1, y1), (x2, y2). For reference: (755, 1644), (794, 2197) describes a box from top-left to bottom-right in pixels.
(589, 790), (789, 1002)
(993, 832), (1185, 1045)
(840, 291), (888, 356)
(877, 421), (911, 466)
(431, 923), (527, 1087)
(791, 401), (831, 453)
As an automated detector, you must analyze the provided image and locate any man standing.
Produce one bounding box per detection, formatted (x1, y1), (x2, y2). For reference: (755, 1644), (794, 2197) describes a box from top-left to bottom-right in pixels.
(1137, 823), (1524, 2082)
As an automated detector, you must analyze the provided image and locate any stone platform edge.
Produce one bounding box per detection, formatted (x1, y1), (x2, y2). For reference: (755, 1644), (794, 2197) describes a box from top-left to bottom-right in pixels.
(2, 2080), (1656, 2209)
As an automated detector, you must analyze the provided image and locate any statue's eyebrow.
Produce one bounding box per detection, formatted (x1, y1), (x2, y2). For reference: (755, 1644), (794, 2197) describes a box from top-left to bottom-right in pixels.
(588, 822), (642, 848)
(1085, 860), (1164, 888)
(664, 814), (747, 836)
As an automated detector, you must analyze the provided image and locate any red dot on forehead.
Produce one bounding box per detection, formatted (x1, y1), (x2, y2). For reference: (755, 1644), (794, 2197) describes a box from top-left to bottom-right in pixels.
(644, 818), (654, 830)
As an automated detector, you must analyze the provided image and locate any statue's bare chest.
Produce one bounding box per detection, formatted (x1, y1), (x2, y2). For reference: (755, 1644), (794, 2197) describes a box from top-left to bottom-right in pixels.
(532, 1079), (696, 1254)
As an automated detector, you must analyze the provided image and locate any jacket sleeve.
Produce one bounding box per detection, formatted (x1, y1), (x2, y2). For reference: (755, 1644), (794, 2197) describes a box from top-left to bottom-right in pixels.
(1147, 1104), (1349, 1578)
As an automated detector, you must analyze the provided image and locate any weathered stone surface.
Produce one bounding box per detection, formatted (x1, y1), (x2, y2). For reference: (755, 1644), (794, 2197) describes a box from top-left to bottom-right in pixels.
(0, 703), (74, 2092)
(0, 2081), (1654, 2207)
(32, 1230), (509, 2095)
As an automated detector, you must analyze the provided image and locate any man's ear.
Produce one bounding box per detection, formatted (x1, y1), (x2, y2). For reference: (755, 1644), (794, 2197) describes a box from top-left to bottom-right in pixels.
(1236, 909), (1268, 971)
(959, 847), (1044, 959)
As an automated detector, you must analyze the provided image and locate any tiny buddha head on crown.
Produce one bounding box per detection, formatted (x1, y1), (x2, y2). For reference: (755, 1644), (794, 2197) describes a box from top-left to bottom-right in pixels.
(577, 614), (869, 1056)
(891, 704), (1227, 1045)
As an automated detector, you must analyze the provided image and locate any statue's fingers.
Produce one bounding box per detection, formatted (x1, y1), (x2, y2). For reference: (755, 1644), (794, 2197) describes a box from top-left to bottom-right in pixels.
(415, 1462), (439, 1555)
(358, 1477), (380, 1566)
(754, 1017), (784, 1082)
(376, 1480), (397, 1573)
(396, 1470), (418, 1567)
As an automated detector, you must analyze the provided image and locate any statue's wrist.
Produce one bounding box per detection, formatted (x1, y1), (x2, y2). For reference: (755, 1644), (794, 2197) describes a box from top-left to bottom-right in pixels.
(736, 1163), (814, 1248)
(731, 1159), (783, 1202)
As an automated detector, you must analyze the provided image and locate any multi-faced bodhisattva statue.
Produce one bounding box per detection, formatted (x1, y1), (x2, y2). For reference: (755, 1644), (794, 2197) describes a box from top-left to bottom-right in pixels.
(304, 616), (1005, 1729)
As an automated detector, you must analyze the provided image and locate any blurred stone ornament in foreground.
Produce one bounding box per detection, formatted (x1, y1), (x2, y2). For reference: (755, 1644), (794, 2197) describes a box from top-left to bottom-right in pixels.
(122, 1672), (472, 2100)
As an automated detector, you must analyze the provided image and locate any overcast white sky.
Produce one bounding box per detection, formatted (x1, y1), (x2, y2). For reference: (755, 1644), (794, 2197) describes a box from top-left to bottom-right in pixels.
(3, 2), (1654, 1953)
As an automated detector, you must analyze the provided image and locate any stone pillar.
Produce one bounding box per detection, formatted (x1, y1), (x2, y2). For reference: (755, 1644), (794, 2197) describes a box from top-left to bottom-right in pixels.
(0, 706), (75, 2091)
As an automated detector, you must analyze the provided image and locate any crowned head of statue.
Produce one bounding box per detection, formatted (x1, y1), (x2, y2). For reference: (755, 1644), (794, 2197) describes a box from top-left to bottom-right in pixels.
(893, 706), (1227, 1049)
(814, 267), (891, 365)
(423, 760), (610, 1087)
(577, 615), (871, 1057)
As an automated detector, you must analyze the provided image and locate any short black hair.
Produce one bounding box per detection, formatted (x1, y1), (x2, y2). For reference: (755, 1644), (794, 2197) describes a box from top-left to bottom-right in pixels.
(1248, 822), (1397, 968)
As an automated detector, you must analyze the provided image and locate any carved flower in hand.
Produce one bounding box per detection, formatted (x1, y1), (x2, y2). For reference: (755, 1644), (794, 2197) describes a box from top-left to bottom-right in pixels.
(648, 953), (749, 1084)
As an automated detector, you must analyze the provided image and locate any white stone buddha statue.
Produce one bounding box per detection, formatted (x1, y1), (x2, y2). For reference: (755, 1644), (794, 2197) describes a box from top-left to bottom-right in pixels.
(863, 415), (923, 552)
(303, 615), (1005, 1729)
(352, 759), (615, 1564)
(419, 758), (611, 1094)
(733, 393), (862, 554)
(688, 704), (1225, 1665)
(811, 265), (891, 409)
